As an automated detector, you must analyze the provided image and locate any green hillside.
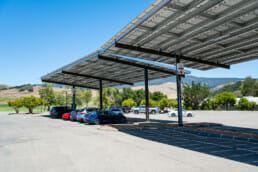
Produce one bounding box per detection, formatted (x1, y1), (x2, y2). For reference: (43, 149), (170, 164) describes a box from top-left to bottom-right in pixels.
(212, 81), (242, 96)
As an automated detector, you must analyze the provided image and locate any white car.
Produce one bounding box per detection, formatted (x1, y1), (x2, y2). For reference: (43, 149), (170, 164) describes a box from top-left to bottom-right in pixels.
(168, 108), (194, 117)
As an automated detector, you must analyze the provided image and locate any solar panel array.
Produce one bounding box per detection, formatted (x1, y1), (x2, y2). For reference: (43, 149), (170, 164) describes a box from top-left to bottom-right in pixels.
(102, 0), (258, 70)
(42, 0), (258, 88)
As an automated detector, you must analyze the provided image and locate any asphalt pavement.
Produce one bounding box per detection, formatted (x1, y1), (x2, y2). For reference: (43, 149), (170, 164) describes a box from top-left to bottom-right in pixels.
(0, 111), (258, 172)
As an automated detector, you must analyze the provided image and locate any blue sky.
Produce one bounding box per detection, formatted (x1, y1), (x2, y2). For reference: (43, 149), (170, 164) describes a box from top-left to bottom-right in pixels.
(0, 0), (257, 86)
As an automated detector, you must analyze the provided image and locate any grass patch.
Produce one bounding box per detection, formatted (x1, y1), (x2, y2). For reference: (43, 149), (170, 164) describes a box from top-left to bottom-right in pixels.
(0, 104), (47, 113)
(0, 97), (15, 102)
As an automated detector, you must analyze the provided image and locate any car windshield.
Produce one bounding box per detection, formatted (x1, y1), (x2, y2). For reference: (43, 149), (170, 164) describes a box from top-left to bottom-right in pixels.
(111, 109), (121, 111)
(55, 107), (71, 111)
(86, 108), (97, 112)
(175, 109), (185, 111)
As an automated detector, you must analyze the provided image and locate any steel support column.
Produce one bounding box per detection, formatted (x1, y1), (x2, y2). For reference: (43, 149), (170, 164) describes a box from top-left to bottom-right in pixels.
(144, 68), (150, 121)
(176, 58), (183, 127)
(72, 86), (76, 111)
(99, 80), (103, 110)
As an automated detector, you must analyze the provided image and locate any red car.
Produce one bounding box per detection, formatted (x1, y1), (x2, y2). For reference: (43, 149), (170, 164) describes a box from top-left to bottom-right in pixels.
(62, 112), (71, 120)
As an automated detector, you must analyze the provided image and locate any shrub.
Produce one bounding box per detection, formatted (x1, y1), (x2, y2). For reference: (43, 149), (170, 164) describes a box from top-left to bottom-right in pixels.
(19, 88), (25, 92)
(237, 98), (257, 111)
(140, 99), (157, 107)
(22, 96), (42, 113)
(8, 99), (23, 113)
(122, 98), (137, 107)
(28, 87), (34, 92)
(215, 92), (236, 110)
(158, 98), (169, 110)
(168, 99), (177, 108)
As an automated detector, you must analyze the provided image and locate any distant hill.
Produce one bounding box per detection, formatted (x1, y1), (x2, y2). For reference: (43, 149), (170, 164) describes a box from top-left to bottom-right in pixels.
(0, 84), (10, 90)
(211, 81), (242, 96)
(130, 75), (251, 88)
(1, 76), (257, 102)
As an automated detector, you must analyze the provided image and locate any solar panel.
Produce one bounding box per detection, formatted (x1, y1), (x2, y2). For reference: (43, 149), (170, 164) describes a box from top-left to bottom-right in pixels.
(42, 0), (258, 88)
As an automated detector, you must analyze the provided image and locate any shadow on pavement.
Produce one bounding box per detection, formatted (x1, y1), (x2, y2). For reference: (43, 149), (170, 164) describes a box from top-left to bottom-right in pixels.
(117, 124), (258, 166)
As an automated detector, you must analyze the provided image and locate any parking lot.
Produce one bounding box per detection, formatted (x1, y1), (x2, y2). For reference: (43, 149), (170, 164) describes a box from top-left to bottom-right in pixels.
(127, 111), (258, 129)
(0, 111), (258, 172)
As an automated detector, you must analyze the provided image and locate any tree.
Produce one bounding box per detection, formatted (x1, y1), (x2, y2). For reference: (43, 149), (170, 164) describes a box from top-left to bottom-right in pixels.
(133, 89), (145, 105)
(237, 98), (249, 110)
(54, 91), (66, 106)
(105, 88), (123, 106)
(22, 96), (42, 113)
(8, 99), (23, 113)
(200, 99), (219, 110)
(140, 99), (157, 107)
(249, 101), (257, 111)
(168, 99), (177, 108)
(84, 90), (92, 107)
(95, 88), (110, 109)
(256, 81), (258, 96)
(39, 83), (55, 111)
(121, 87), (135, 101)
(215, 92), (236, 110)
(122, 98), (137, 107)
(183, 81), (210, 110)
(241, 77), (257, 96)
(74, 89), (84, 107)
(158, 98), (169, 110)
(237, 98), (257, 110)
(150, 91), (167, 101)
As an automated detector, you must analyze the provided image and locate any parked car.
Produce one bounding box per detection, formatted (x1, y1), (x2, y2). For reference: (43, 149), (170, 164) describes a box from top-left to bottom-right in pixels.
(168, 109), (194, 117)
(109, 107), (124, 115)
(163, 107), (174, 113)
(62, 112), (71, 120)
(131, 106), (139, 113)
(120, 106), (131, 113)
(50, 106), (71, 118)
(70, 110), (80, 121)
(76, 107), (99, 122)
(83, 110), (127, 125)
(133, 106), (160, 114)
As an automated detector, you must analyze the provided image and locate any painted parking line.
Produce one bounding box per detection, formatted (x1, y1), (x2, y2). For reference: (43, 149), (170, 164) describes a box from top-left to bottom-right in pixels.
(121, 127), (258, 166)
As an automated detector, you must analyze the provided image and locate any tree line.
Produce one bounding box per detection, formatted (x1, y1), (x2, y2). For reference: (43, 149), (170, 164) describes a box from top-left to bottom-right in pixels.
(7, 77), (257, 113)
(183, 77), (257, 110)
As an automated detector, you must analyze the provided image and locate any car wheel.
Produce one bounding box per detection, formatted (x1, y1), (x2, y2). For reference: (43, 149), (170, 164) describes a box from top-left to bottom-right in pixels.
(187, 113), (192, 117)
(171, 113), (176, 117)
(151, 110), (156, 114)
(134, 111), (139, 114)
(94, 119), (100, 125)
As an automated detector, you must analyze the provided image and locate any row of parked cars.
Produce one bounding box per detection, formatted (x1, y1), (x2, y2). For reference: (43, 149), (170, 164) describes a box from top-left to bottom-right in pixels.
(131, 106), (194, 117)
(50, 106), (127, 125)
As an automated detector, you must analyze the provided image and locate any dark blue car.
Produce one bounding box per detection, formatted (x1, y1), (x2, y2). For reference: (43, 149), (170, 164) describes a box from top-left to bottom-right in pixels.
(83, 110), (127, 125)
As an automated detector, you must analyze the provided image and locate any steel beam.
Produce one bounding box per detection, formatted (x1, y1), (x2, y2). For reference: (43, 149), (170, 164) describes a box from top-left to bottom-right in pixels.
(99, 80), (103, 110)
(115, 43), (230, 69)
(42, 79), (99, 90)
(72, 86), (76, 111)
(144, 68), (150, 121)
(176, 58), (183, 127)
(98, 55), (177, 75)
(62, 71), (133, 85)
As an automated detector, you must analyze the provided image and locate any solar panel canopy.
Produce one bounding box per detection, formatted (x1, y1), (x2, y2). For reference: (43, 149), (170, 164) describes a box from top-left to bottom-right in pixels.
(41, 51), (178, 89)
(102, 0), (258, 70)
(42, 0), (258, 88)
